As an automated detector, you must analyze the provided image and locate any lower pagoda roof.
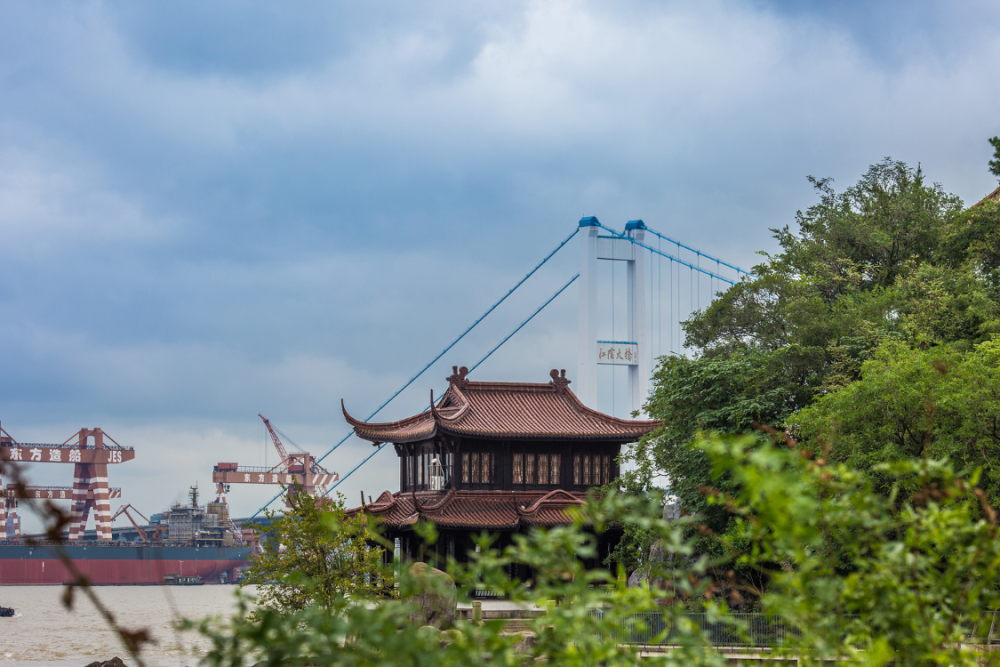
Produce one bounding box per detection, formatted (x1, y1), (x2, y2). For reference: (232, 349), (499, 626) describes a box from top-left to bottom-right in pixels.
(348, 488), (591, 531)
(342, 367), (661, 444)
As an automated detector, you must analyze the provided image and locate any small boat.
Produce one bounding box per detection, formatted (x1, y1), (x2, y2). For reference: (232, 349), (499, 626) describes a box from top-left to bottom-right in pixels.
(163, 574), (204, 586)
(0, 606), (14, 617)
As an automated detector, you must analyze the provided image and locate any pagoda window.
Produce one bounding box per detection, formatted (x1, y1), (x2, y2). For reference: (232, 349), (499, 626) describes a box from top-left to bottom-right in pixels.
(463, 451), (494, 485)
(549, 453), (561, 485)
(573, 454), (611, 487)
(513, 453), (560, 487)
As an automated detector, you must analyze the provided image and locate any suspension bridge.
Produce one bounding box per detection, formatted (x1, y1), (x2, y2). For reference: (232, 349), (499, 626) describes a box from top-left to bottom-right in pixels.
(251, 217), (754, 518)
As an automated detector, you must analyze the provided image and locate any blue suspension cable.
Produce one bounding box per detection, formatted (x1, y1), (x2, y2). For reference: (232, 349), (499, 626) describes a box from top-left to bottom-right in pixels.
(643, 225), (754, 278)
(319, 224), (580, 459)
(325, 273), (581, 496)
(468, 274), (579, 375)
(594, 223), (736, 286)
(249, 227), (580, 518)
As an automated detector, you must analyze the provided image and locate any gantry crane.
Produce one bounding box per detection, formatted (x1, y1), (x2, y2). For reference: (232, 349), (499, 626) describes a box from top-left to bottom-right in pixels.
(111, 504), (166, 542)
(2, 485), (122, 540)
(0, 421), (134, 541)
(212, 414), (337, 508)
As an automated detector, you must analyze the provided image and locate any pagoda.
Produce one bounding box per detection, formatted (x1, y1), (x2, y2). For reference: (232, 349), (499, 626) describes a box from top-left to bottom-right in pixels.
(342, 366), (660, 575)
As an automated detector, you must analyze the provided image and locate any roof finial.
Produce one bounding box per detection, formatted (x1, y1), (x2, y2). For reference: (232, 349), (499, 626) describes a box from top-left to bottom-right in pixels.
(549, 368), (571, 393)
(447, 365), (470, 389)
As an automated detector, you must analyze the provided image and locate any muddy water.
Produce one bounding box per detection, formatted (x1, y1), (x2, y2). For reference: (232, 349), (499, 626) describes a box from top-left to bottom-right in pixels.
(0, 585), (254, 667)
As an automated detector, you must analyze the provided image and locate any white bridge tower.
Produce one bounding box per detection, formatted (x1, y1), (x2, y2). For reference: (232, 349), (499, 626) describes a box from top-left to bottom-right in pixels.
(576, 217), (651, 416)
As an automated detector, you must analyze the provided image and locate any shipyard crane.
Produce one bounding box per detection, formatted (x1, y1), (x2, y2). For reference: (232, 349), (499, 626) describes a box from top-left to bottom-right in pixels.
(0, 421), (134, 541)
(111, 504), (166, 542)
(212, 414), (338, 508)
(2, 485), (122, 540)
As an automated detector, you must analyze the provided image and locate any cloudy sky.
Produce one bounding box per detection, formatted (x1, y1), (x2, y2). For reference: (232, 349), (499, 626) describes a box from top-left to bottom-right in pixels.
(2, 0), (999, 532)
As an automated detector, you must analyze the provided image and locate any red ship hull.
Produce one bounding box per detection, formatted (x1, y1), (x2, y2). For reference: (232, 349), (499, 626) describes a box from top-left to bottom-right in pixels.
(0, 543), (251, 585)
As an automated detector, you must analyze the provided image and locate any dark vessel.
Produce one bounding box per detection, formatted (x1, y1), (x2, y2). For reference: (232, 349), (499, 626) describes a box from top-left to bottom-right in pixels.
(0, 605), (13, 617)
(0, 485), (252, 585)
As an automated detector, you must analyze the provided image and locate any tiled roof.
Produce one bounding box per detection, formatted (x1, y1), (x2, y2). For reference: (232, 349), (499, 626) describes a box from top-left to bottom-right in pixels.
(348, 488), (589, 531)
(976, 186), (1000, 206)
(342, 367), (660, 444)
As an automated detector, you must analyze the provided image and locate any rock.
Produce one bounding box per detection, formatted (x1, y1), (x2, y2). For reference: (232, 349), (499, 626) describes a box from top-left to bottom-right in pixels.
(512, 631), (537, 654)
(404, 562), (457, 630)
(628, 503), (680, 589)
(85, 658), (127, 667)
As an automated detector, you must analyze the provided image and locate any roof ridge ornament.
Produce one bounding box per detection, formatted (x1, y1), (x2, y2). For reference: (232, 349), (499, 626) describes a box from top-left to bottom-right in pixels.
(549, 368), (571, 393)
(447, 365), (470, 389)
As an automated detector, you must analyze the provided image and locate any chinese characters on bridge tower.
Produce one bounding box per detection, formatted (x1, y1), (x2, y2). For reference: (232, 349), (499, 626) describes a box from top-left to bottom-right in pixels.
(597, 342), (638, 366)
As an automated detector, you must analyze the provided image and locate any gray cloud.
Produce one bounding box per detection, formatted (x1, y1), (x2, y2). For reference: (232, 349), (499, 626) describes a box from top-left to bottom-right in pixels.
(2, 0), (999, 530)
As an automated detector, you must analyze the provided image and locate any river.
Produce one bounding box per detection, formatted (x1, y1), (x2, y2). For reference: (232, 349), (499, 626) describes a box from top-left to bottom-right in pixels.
(0, 585), (253, 667)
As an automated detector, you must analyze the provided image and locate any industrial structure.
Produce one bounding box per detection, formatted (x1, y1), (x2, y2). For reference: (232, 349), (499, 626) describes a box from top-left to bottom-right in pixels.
(0, 483), (251, 584)
(3, 485), (122, 539)
(212, 414), (337, 508)
(0, 421), (250, 584)
(0, 422), (134, 541)
(111, 504), (165, 542)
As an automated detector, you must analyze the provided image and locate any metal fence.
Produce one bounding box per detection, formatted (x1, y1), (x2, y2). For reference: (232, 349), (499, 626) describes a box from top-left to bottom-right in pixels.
(592, 612), (797, 647)
(592, 612), (1000, 647)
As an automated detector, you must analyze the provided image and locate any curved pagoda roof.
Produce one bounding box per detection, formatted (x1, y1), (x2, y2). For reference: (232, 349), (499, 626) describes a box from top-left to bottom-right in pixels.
(350, 488), (590, 531)
(342, 367), (661, 444)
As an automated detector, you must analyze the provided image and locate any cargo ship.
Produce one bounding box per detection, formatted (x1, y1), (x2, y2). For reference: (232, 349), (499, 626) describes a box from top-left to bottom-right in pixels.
(0, 486), (253, 585)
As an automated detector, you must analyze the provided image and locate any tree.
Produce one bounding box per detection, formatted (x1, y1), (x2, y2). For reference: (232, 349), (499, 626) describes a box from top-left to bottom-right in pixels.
(240, 490), (390, 614)
(793, 337), (1000, 506)
(189, 438), (1000, 667)
(990, 136), (1000, 180)
(702, 436), (1000, 667)
(618, 157), (1000, 576)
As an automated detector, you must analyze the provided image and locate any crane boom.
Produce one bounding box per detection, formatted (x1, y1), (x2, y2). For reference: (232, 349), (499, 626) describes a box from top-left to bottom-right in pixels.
(258, 413), (289, 461)
(111, 504), (163, 542)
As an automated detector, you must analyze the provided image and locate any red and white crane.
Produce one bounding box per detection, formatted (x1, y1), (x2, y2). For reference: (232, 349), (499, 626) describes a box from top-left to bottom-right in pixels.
(212, 414), (337, 508)
(1, 421), (134, 541)
(2, 485), (122, 540)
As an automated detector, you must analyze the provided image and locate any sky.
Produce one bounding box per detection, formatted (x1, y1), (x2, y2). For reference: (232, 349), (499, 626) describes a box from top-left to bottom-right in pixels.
(1, 0), (999, 532)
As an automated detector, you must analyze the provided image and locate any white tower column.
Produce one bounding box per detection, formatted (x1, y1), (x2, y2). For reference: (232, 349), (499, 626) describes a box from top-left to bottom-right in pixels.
(626, 221), (650, 416)
(576, 217), (652, 416)
(576, 218), (600, 408)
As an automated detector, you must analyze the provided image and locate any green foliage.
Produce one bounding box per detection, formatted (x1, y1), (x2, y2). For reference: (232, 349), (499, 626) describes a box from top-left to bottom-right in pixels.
(239, 490), (390, 614)
(192, 490), (728, 667)
(619, 158), (1000, 578)
(990, 136), (1000, 179)
(945, 198), (1000, 287)
(704, 436), (1000, 667)
(189, 439), (1000, 667)
(795, 337), (1000, 506)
